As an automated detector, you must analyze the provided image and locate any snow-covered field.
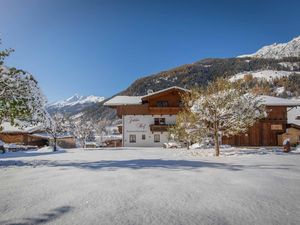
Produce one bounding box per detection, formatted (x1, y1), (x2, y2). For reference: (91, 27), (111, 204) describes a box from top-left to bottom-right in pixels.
(1, 147), (300, 225)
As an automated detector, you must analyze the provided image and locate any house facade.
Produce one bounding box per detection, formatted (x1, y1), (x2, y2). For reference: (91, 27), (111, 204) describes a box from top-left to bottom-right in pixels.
(104, 86), (188, 147)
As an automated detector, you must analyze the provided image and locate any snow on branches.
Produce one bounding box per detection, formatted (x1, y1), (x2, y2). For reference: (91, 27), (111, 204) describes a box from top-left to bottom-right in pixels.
(169, 110), (206, 149)
(183, 78), (265, 156)
(0, 43), (48, 129)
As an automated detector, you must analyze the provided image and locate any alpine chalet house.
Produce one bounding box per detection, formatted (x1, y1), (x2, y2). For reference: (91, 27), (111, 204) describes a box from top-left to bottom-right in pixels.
(104, 86), (189, 147)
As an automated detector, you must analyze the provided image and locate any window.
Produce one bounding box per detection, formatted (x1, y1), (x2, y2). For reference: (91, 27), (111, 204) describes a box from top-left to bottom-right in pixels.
(154, 134), (160, 142)
(154, 118), (166, 125)
(178, 100), (183, 107)
(129, 135), (136, 143)
(142, 134), (146, 140)
(157, 101), (168, 107)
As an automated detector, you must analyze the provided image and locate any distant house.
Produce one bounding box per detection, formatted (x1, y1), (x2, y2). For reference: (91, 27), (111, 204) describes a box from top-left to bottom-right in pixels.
(222, 96), (300, 146)
(278, 123), (300, 146)
(0, 122), (76, 148)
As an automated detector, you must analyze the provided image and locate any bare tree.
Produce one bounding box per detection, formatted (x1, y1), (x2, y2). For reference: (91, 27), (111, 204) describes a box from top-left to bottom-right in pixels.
(70, 119), (95, 148)
(46, 113), (70, 151)
(169, 110), (205, 149)
(191, 78), (266, 156)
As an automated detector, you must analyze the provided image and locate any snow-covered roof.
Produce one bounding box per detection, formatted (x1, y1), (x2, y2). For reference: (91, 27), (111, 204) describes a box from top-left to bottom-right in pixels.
(104, 86), (189, 106)
(0, 122), (42, 134)
(30, 132), (74, 139)
(142, 86), (190, 99)
(259, 95), (300, 107)
(104, 96), (142, 106)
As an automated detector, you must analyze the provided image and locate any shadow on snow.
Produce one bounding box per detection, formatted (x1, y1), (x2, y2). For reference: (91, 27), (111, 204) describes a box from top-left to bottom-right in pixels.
(0, 150), (67, 159)
(0, 158), (297, 172)
(0, 205), (74, 225)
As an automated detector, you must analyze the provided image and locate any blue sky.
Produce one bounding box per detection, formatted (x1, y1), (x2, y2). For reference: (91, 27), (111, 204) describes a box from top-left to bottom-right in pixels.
(0, 0), (300, 102)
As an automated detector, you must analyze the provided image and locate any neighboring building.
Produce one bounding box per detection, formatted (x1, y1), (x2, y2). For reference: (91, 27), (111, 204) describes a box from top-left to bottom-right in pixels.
(0, 122), (76, 148)
(104, 86), (189, 147)
(0, 122), (48, 147)
(278, 123), (300, 146)
(222, 96), (300, 146)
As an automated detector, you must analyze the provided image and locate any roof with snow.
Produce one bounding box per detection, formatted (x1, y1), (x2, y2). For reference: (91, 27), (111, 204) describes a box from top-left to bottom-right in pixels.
(0, 122), (43, 134)
(259, 95), (300, 107)
(141, 86), (190, 100)
(104, 96), (142, 106)
(104, 86), (189, 106)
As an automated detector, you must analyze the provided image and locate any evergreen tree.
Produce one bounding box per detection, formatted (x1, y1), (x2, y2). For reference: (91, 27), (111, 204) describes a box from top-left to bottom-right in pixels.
(0, 41), (48, 130)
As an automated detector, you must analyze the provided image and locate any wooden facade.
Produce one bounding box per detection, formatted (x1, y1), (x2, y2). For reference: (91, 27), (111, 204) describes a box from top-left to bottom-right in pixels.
(222, 106), (288, 146)
(115, 88), (186, 118)
(0, 132), (76, 148)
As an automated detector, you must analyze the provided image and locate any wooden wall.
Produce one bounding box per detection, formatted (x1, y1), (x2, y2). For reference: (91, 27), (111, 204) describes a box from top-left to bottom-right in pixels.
(222, 106), (288, 146)
(116, 105), (150, 117)
(116, 90), (185, 117)
(0, 133), (28, 145)
(146, 90), (183, 107)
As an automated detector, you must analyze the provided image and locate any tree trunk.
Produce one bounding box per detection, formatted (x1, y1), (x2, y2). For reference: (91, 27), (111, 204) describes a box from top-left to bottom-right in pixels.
(187, 141), (190, 150)
(214, 130), (220, 156)
(53, 137), (57, 152)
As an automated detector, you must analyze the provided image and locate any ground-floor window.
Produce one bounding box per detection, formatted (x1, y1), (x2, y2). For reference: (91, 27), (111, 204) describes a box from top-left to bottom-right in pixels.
(129, 135), (136, 143)
(154, 134), (160, 142)
(142, 134), (146, 140)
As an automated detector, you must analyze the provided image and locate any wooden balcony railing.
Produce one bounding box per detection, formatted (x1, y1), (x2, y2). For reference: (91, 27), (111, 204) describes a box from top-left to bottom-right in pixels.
(149, 124), (175, 132)
(149, 107), (181, 115)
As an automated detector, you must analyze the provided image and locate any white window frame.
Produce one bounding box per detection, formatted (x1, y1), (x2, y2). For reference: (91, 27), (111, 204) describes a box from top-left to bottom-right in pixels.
(129, 135), (136, 143)
(154, 134), (160, 143)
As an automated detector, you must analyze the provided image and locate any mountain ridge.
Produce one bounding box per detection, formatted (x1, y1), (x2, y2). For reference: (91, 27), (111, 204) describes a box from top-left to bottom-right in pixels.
(238, 36), (300, 59)
(49, 35), (300, 123)
(47, 94), (105, 116)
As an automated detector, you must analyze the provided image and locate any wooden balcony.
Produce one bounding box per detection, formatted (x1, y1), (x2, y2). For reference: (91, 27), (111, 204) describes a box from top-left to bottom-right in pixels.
(150, 124), (174, 133)
(149, 107), (181, 115)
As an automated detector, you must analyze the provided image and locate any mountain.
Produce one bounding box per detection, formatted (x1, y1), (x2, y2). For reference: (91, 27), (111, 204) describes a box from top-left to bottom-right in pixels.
(68, 36), (300, 123)
(238, 36), (300, 59)
(47, 94), (105, 116)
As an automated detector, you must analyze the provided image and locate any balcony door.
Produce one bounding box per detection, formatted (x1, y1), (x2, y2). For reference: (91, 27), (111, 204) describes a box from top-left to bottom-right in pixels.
(154, 118), (166, 125)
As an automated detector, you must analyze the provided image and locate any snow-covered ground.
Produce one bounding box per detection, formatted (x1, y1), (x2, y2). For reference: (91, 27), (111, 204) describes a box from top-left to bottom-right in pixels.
(229, 70), (299, 82)
(1, 147), (300, 225)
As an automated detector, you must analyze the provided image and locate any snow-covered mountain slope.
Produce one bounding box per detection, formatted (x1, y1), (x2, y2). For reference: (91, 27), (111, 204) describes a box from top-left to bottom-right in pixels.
(229, 70), (300, 82)
(47, 94), (105, 116)
(238, 36), (300, 59)
(48, 94), (104, 108)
